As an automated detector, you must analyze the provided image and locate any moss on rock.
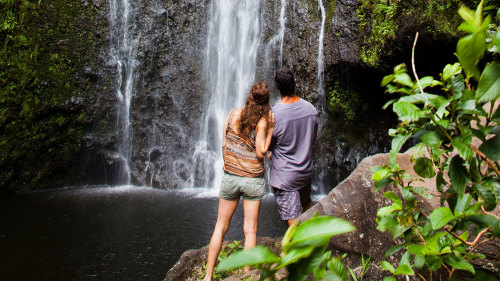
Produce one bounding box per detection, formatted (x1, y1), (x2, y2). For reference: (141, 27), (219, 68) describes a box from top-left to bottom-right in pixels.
(0, 0), (103, 192)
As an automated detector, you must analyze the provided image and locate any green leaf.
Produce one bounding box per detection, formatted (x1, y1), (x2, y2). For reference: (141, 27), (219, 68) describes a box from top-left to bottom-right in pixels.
(277, 246), (315, 269)
(414, 157), (436, 178)
(216, 246), (280, 272)
(381, 74), (395, 87)
(389, 134), (409, 168)
(451, 131), (474, 161)
(282, 220), (298, 249)
(377, 205), (397, 217)
(442, 63), (462, 81)
(449, 155), (469, 197)
(474, 183), (497, 211)
(420, 76), (442, 89)
(384, 191), (402, 209)
(414, 255), (425, 269)
(443, 255), (475, 274)
(394, 73), (414, 88)
(476, 62), (500, 103)
(425, 256), (443, 271)
(326, 257), (349, 281)
(395, 264), (415, 275)
(421, 131), (442, 149)
(382, 99), (397, 110)
(399, 93), (438, 104)
(456, 32), (486, 81)
(429, 207), (455, 230)
(384, 243), (407, 258)
(381, 261), (395, 274)
(393, 101), (422, 122)
(376, 215), (398, 232)
(406, 244), (425, 256)
(383, 277), (397, 281)
(372, 167), (391, 181)
(285, 216), (355, 251)
(479, 135), (500, 161)
(454, 194), (473, 216)
(464, 215), (500, 237)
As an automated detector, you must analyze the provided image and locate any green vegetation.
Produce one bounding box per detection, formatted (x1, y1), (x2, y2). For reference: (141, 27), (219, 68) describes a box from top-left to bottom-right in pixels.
(348, 253), (372, 281)
(193, 241), (246, 281)
(215, 214), (355, 280)
(0, 0), (102, 192)
(328, 81), (364, 124)
(372, 2), (499, 280)
(357, 0), (484, 66)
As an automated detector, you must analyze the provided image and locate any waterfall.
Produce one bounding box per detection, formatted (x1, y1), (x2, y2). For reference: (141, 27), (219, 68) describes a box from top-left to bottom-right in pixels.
(269, 0), (288, 67)
(314, 0), (328, 193)
(108, 0), (139, 185)
(193, 0), (262, 189)
(317, 0), (326, 110)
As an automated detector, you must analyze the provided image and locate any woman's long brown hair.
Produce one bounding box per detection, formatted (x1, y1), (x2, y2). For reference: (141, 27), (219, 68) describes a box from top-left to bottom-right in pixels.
(238, 82), (273, 137)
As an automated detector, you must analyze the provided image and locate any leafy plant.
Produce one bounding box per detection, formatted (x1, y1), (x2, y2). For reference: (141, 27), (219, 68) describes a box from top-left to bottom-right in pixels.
(215, 213), (356, 281)
(348, 253), (372, 281)
(372, 1), (499, 280)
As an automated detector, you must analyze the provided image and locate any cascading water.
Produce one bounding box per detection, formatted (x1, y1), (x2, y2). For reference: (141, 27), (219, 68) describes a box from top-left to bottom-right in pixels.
(108, 0), (139, 185)
(266, 0), (288, 67)
(313, 0), (328, 194)
(195, 0), (263, 190)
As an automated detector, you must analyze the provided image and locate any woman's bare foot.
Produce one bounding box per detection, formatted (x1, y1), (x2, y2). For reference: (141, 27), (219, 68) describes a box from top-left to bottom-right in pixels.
(201, 273), (212, 281)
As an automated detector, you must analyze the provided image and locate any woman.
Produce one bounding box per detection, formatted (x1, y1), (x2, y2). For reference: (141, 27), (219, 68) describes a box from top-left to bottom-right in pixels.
(202, 82), (273, 281)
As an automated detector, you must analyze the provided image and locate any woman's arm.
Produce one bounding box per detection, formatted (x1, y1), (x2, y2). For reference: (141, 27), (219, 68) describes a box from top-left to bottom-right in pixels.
(255, 117), (273, 160)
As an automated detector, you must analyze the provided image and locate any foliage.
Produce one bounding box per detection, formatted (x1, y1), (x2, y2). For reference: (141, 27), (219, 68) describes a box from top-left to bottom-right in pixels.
(372, 1), (499, 280)
(357, 0), (484, 66)
(348, 253), (372, 281)
(327, 81), (364, 124)
(0, 0), (101, 192)
(215, 213), (356, 281)
(193, 241), (246, 281)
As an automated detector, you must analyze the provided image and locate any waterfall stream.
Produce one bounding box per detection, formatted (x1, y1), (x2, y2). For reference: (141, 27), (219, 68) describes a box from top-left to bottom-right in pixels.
(313, 0), (328, 193)
(196, 0), (262, 189)
(108, 0), (139, 185)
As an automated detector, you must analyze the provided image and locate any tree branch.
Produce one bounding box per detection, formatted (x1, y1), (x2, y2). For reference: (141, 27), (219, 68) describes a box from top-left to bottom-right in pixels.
(412, 32), (424, 95)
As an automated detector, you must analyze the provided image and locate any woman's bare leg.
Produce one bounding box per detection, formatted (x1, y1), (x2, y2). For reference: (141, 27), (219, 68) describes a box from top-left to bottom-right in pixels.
(202, 198), (239, 281)
(242, 199), (261, 272)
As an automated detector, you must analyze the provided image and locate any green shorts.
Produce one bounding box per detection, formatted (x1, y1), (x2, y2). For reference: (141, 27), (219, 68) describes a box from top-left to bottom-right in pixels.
(219, 172), (267, 201)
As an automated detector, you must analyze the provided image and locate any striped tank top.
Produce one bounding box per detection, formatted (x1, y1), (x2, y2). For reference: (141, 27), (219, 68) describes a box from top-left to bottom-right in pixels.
(223, 110), (265, 177)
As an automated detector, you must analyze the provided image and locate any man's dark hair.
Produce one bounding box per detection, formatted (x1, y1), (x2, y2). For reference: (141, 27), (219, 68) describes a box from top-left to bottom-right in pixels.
(274, 67), (295, 96)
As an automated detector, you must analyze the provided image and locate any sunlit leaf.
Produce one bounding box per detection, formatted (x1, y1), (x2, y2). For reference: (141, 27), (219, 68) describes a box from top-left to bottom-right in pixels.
(381, 261), (395, 274)
(429, 207), (455, 230)
(216, 246), (280, 272)
(393, 101), (422, 122)
(442, 63), (462, 81)
(476, 62), (500, 103)
(285, 216), (355, 251)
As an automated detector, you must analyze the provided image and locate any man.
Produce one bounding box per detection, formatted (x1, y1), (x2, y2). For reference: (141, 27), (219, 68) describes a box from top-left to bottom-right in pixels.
(269, 67), (318, 226)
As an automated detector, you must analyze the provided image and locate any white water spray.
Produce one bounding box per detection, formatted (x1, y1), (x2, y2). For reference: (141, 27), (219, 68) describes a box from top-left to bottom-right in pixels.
(196, 0), (262, 189)
(109, 0), (139, 184)
(317, 0), (326, 111)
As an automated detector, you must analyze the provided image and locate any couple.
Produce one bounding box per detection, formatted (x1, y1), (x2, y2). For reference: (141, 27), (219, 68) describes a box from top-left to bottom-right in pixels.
(202, 67), (318, 281)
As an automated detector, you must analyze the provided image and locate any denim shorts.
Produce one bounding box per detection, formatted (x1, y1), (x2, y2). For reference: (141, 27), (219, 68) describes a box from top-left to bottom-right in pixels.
(219, 172), (267, 201)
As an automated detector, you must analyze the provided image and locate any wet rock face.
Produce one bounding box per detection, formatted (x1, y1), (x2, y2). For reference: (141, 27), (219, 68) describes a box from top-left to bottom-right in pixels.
(80, 0), (455, 190)
(128, 0), (210, 187)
